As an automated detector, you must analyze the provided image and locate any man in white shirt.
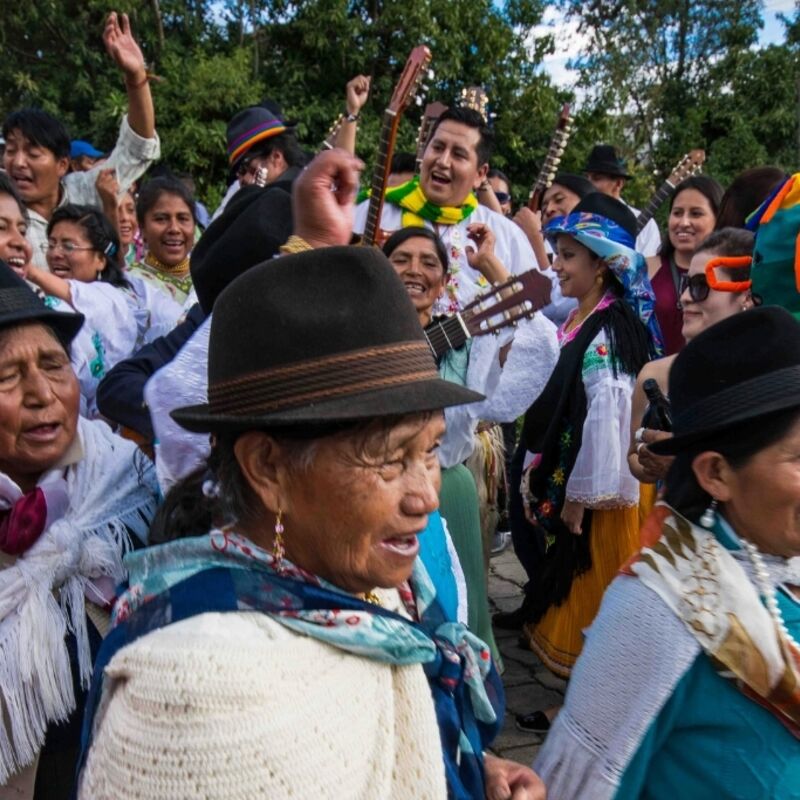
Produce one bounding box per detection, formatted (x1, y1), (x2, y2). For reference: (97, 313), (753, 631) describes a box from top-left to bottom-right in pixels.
(353, 107), (538, 313)
(584, 144), (661, 257)
(2, 12), (160, 269)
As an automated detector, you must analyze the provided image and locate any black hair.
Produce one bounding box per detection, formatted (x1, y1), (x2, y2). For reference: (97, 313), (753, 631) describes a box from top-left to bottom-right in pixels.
(694, 227), (754, 286)
(47, 204), (129, 288)
(487, 168), (510, 189)
(715, 167), (786, 230)
(135, 176), (197, 228)
(428, 107), (494, 167)
(0, 172), (28, 221)
(47, 205), (129, 288)
(238, 130), (305, 171)
(660, 176), (725, 263)
(695, 227), (754, 258)
(390, 151), (416, 176)
(663, 406), (800, 523)
(382, 226), (449, 275)
(2, 108), (70, 160)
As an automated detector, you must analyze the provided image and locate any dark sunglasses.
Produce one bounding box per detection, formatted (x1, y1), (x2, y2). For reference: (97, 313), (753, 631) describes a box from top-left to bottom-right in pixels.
(679, 273), (710, 303)
(494, 191), (511, 204)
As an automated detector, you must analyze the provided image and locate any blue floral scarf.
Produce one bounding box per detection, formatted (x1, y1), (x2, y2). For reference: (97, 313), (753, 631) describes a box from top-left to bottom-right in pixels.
(77, 530), (503, 799)
(545, 211), (664, 356)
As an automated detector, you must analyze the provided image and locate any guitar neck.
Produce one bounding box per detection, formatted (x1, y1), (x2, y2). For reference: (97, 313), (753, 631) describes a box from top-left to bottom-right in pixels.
(425, 314), (471, 360)
(363, 110), (400, 246)
(636, 179), (676, 234)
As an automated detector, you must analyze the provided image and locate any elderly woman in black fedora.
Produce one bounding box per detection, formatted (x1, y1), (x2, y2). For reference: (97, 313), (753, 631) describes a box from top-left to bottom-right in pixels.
(535, 305), (800, 799)
(0, 262), (158, 799)
(76, 245), (545, 799)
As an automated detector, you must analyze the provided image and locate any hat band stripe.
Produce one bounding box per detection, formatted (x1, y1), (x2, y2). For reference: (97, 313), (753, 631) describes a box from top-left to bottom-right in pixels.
(228, 120), (286, 152)
(209, 341), (437, 415)
(673, 366), (800, 434)
(228, 124), (287, 164)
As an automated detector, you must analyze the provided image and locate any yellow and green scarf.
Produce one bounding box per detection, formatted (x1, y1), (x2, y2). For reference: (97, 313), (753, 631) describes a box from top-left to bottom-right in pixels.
(384, 176), (478, 227)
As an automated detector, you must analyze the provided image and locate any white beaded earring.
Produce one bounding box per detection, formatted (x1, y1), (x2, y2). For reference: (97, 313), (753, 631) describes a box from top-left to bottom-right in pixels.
(700, 498), (718, 529)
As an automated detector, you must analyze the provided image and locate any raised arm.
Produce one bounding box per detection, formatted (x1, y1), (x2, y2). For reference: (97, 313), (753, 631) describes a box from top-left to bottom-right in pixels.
(103, 12), (155, 140)
(331, 75), (371, 155)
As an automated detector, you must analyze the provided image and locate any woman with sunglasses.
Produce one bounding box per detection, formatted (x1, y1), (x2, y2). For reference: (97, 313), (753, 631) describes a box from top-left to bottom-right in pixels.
(629, 227), (755, 486)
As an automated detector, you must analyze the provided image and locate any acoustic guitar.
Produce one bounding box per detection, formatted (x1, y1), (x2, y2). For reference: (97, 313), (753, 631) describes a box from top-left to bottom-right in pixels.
(362, 45), (433, 246)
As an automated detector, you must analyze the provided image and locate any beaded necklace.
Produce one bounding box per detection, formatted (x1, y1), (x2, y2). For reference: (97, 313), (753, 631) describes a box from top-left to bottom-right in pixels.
(144, 251), (190, 276)
(741, 538), (800, 654)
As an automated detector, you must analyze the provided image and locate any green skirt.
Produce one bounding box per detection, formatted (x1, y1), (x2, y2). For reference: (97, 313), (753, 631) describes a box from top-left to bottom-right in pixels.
(439, 464), (502, 668)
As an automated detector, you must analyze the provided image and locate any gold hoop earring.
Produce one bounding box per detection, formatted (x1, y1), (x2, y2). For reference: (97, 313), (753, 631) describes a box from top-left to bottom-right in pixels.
(273, 509), (285, 570)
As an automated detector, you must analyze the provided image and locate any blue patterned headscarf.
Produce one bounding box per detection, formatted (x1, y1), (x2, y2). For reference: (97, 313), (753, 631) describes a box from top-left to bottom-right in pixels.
(546, 211), (664, 355)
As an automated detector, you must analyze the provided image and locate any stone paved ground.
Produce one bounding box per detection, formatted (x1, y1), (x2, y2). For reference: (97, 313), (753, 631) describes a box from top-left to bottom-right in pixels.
(486, 547), (567, 766)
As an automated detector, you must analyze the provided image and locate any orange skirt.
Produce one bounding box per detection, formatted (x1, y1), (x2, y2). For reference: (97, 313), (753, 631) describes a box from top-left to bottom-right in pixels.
(524, 504), (641, 678)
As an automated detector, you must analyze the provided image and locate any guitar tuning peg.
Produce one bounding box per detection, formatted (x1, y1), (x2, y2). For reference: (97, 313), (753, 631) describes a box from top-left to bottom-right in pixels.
(415, 96), (423, 106)
(555, 147), (564, 158)
(428, 69), (434, 80)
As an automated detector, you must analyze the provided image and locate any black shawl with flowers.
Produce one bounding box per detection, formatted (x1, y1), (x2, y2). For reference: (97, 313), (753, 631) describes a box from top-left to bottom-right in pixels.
(520, 298), (649, 623)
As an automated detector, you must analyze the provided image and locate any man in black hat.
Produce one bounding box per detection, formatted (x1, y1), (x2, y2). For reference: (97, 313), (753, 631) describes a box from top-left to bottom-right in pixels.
(584, 144), (661, 257)
(212, 76), (371, 221)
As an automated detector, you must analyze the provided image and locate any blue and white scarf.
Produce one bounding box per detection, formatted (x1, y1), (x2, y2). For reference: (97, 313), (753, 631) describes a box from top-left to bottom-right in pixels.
(78, 529), (503, 798)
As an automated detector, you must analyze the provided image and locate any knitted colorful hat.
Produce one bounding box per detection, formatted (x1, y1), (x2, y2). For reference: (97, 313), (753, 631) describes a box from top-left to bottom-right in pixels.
(226, 106), (292, 168)
(748, 173), (800, 319)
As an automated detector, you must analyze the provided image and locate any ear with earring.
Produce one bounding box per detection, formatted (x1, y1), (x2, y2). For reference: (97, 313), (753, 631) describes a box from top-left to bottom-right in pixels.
(272, 508), (285, 570)
(700, 498), (718, 529)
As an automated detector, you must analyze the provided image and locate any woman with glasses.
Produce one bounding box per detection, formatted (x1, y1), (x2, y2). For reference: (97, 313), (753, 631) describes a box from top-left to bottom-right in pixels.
(23, 205), (139, 415)
(629, 227), (755, 486)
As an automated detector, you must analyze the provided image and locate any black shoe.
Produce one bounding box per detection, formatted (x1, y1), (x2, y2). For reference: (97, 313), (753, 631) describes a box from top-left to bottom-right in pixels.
(515, 710), (551, 734)
(492, 606), (526, 630)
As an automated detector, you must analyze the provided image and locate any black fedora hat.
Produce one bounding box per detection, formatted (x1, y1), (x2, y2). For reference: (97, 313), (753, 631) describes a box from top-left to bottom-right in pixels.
(172, 247), (483, 433)
(190, 183), (293, 314)
(0, 260), (84, 342)
(584, 144), (632, 179)
(650, 306), (800, 455)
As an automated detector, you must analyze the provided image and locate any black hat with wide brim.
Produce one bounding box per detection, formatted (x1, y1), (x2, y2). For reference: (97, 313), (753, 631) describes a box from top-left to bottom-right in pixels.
(0, 260), (84, 342)
(650, 306), (800, 455)
(584, 144), (632, 179)
(172, 246), (484, 433)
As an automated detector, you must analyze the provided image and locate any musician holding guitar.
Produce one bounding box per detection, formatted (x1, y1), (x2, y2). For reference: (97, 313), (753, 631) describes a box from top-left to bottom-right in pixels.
(353, 106), (540, 315)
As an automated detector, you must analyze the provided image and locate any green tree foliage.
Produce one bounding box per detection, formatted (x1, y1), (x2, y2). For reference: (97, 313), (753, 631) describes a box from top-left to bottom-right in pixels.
(0, 0), (794, 211)
(556, 0), (799, 200)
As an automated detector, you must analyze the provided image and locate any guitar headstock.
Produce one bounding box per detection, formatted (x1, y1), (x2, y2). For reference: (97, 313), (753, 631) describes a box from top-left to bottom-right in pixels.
(539, 103), (572, 187)
(666, 149), (705, 187)
(389, 45), (432, 116)
(321, 113), (344, 150)
(462, 269), (553, 334)
(528, 103), (572, 209)
(415, 101), (448, 170)
(459, 86), (491, 123)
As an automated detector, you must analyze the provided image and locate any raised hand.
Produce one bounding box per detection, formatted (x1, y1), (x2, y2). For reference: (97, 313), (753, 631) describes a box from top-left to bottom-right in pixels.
(346, 75), (371, 117)
(292, 149), (365, 249)
(95, 168), (120, 205)
(103, 12), (147, 80)
(466, 222), (510, 284)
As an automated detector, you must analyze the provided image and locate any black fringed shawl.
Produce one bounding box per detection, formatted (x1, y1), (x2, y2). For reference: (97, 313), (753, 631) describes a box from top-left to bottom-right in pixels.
(520, 298), (650, 624)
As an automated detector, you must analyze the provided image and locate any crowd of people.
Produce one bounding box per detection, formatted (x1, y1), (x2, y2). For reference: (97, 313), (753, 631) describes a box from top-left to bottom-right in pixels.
(0, 10), (798, 800)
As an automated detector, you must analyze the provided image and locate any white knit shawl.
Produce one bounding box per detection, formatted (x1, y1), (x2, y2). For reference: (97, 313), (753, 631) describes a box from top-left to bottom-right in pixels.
(0, 418), (158, 784)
